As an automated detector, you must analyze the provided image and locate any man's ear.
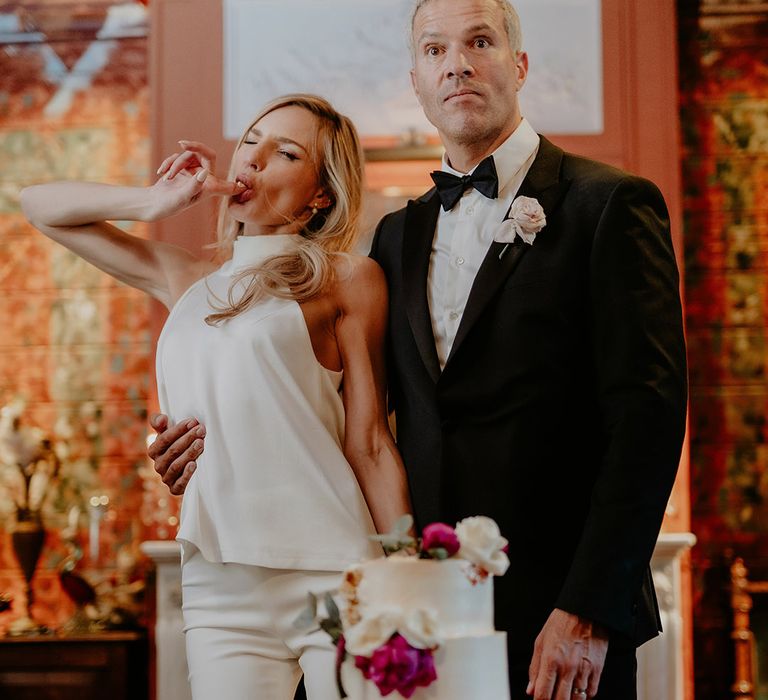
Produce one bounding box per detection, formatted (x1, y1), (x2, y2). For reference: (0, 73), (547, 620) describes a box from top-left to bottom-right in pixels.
(515, 51), (529, 92)
(410, 69), (423, 106)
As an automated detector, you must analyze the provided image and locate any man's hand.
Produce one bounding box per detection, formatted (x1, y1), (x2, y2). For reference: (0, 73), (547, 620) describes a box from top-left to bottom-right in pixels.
(527, 608), (609, 700)
(147, 414), (205, 495)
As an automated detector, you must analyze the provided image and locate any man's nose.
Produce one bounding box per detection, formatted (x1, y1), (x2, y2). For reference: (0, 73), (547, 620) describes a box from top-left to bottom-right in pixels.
(445, 48), (475, 79)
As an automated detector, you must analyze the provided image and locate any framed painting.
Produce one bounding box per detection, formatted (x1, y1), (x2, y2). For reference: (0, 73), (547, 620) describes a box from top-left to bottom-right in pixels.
(222, 0), (604, 158)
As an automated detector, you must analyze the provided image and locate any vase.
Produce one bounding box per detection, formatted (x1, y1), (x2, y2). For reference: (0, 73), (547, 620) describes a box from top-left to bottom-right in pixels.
(7, 514), (46, 636)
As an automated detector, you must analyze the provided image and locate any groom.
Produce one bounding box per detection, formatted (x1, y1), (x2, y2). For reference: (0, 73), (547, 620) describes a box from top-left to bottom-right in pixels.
(149, 0), (687, 698)
(370, 1), (686, 698)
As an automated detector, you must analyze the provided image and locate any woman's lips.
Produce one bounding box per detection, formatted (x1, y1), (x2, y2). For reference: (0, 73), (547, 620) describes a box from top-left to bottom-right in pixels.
(233, 177), (254, 203)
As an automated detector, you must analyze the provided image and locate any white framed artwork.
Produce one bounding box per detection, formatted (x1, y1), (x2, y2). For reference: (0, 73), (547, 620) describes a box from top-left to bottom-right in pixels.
(223, 0), (603, 142)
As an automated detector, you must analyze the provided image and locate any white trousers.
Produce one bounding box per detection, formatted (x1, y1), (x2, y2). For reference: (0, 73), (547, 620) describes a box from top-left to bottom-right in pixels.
(181, 545), (342, 700)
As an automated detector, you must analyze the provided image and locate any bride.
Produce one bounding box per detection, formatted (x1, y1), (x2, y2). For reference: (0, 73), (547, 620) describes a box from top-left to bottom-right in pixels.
(21, 93), (412, 700)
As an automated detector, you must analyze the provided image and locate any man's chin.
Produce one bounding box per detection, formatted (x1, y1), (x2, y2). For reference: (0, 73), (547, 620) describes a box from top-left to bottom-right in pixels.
(442, 118), (492, 147)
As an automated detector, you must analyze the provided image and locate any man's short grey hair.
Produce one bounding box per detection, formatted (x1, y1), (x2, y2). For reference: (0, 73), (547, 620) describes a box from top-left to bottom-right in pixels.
(409, 0), (523, 56)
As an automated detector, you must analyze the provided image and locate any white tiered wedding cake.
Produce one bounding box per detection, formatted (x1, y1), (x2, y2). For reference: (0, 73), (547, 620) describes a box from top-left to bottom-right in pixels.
(316, 516), (511, 700)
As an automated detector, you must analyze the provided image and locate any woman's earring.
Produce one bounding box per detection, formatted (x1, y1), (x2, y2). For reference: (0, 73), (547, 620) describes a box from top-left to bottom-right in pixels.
(311, 206), (318, 216)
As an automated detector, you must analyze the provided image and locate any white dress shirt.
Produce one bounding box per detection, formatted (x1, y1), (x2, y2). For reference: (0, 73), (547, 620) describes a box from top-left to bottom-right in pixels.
(427, 118), (541, 369)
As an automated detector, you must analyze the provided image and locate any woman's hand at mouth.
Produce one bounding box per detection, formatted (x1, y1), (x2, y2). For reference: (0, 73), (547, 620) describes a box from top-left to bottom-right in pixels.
(149, 141), (245, 220)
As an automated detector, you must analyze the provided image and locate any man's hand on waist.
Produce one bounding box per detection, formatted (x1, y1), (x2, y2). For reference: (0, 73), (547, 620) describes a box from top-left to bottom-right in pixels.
(147, 413), (205, 495)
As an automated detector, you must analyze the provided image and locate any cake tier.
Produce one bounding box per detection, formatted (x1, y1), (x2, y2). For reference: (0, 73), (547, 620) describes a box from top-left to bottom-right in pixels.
(341, 631), (510, 700)
(355, 557), (494, 637)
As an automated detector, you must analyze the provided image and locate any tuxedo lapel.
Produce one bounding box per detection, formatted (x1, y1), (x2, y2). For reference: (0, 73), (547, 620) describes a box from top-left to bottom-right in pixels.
(402, 191), (442, 383)
(444, 137), (570, 369)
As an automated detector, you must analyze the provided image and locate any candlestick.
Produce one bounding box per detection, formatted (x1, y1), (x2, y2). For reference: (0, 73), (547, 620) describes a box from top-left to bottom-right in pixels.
(87, 494), (109, 562)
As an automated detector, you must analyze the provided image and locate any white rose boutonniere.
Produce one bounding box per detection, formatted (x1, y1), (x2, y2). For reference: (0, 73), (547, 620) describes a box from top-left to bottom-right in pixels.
(455, 516), (510, 576)
(496, 196), (546, 258)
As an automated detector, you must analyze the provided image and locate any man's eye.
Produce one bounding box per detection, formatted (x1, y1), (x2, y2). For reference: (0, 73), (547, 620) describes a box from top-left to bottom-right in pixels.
(426, 46), (441, 56)
(475, 39), (489, 48)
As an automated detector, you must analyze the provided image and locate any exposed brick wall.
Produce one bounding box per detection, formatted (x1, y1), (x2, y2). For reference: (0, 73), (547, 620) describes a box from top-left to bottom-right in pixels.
(0, 1), (165, 634)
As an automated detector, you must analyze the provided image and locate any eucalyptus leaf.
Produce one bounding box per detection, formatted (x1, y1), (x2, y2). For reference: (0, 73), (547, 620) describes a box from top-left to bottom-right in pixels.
(383, 539), (416, 555)
(427, 547), (448, 560)
(292, 592), (319, 630)
(320, 618), (343, 643)
(293, 607), (317, 630)
(369, 532), (402, 545)
(368, 514), (415, 553)
(324, 592), (341, 622)
(393, 513), (414, 535)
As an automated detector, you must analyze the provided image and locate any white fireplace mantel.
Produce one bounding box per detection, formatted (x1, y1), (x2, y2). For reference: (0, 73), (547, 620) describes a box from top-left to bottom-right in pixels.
(637, 532), (697, 700)
(140, 540), (191, 700)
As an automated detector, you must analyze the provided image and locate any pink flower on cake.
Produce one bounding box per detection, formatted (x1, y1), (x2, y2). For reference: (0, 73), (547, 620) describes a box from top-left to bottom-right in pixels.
(421, 522), (460, 558)
(455, 516), (510, 576)
(354, 633), (437, 698)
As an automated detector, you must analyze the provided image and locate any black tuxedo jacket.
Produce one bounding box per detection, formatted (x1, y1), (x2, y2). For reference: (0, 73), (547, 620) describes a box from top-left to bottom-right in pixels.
(370, 136), (688, 650)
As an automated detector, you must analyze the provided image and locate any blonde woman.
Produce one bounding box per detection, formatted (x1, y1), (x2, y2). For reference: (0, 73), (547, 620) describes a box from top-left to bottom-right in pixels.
(21, 94), (412, 699)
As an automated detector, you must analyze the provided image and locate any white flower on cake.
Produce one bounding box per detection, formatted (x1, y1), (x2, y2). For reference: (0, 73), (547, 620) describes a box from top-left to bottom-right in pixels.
(399, 608), (440, 650)
(455, 516), (510, 576)
(344, 610), (400, 657)
(345, 608), (440, 657)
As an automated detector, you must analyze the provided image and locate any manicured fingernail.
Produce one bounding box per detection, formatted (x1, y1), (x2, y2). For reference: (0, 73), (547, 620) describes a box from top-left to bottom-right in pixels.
(187, 462), (196, 472)
(186, 419), (198, 429)
(193, 440), (203, 450)
(195, 169), (208, 183)
(195, 425), (206, 437)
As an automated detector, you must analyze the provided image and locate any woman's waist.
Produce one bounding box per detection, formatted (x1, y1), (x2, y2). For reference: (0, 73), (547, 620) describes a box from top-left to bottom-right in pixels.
(178, 480), (379, 557)
(158, 380), (343, 432)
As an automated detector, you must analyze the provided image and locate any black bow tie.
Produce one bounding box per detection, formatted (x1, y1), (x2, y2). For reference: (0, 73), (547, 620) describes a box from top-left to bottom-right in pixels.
(430, 155), (499, 211)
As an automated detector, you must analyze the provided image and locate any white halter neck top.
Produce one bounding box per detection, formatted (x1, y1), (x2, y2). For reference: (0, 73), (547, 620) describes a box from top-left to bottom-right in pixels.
(156, 235), (380, 568)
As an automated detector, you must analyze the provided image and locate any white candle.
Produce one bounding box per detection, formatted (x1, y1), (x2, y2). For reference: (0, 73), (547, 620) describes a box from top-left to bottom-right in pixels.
(88, 494), (109, 562)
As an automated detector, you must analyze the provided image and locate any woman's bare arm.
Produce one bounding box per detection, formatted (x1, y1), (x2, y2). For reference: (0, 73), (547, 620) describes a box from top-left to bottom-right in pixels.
(20, 159), (241, 308)
(335, 255), (413, 534)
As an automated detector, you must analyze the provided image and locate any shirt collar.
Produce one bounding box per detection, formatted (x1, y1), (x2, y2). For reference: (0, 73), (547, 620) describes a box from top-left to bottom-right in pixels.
(441, 118), (540, 194)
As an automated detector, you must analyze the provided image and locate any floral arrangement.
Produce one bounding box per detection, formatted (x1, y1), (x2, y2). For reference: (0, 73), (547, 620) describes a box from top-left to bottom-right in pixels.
(299, 514), (509, 698)
(0, 399), (63, 522)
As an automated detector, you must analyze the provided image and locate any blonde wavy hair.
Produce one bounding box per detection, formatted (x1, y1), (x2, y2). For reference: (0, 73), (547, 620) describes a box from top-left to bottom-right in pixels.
(206, 93), (364, 325)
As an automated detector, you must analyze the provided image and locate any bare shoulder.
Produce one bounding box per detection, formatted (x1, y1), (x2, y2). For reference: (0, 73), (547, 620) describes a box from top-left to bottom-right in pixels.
(162, 244), (218, 305)
(333, 253), (387, 293)
(331, 253), (388, 314)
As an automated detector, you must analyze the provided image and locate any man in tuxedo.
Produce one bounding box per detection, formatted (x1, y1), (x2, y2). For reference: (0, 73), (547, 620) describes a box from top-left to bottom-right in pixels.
(149, 1), (687, 698)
